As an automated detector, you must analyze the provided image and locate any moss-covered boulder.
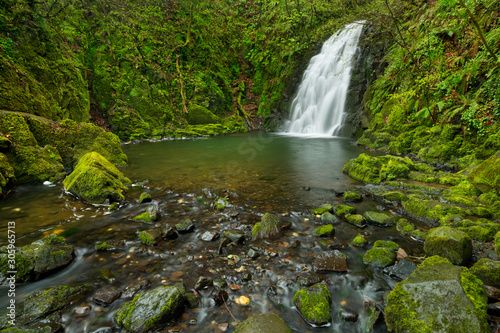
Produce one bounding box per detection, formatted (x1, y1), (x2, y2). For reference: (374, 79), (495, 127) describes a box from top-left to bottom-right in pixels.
(186, 105), (221, 125)
(233, 313), (292, 333)
(311, 204), (333, 215)
(138, 192), (152, 204)
(344, 191), (362, 202)
(363, 211), (396, 226)
(363, 240), (399, 268)
(113, 284), (186, 332)
(139, 229), (162, 246)
(0, 153), (14, 195)
(469, 258), (500, 289)
(9, 145), (65, 184)
(424, 226), (472, 265)
(385, 257), (488, 333)
(312, 225), (335, 237)
(352, 234), (368, 247)
(251, 213), (282, 240)
(334, 204), (356, 217)
(0, 234), (75, 284)
(0, 114), (38, 146)
(467, 150), (500, 193)
(382, 190), (409, 203)
(396, 219), (427, 241)
(175, 218), (195, 233)
(402, 194), (467, 226)
(293, 283), (331, 327)
(455, 219), (500, 242)
(343, 153), (413, 184)
(321, 211), (339, 222)
(0, 285), (91, 329)
(63, 152), (130, 204)
(134, 204), (160, 223)
(345, 214), (367, 228)
(496, 231), (500, 257)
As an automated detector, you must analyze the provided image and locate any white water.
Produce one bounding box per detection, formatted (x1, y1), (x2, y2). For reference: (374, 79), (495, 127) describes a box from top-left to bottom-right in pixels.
(283, 21), (365, 136)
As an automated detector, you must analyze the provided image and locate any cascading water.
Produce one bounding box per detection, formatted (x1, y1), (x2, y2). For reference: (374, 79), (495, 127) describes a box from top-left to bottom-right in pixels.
(283, 21), (365, 136)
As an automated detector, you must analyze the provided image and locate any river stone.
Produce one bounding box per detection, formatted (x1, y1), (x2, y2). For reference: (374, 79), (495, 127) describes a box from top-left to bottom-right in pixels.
(385, 257), (489, 332)
(467, 150), (500, 193)
(92, 287), (122, 306)
(344, 191), (362, 202)
(175, 218), (195, 233)
(225, 230), (245, 243)
(251, 213), (281, 240)
(383, 258), (417, 281)
(161, 224), (179, 239)
(363, 241), (399, 268)
(312, 224), (335, 237)
(138, 192), (152, 203)
(334, 204), (356, 217)
(424, 226), (472, 265)
(233, 313), (292, 333)
(114, 285), (186, 333)
(123, 280), (150, 299)
(134, 203), (160, 223)
(194, 276), (213, 290)
(139, 228), (162, 246)
(63, 152), (131, 204)
(321, 211), (339, 222)
(351, 234), (368, 247)
(293, 282), (331, 326)
(311, 204), (332, 215)
(0, 234), (75, 284)
(470, 258), (500, 288)
(313, 250), (347, 272)
(345, 214), (367, 228)
(95, 239), (124, 251)
(363, 211), (396, 226)
(495, 231), (500, 258)
(201, 230), (220, 242)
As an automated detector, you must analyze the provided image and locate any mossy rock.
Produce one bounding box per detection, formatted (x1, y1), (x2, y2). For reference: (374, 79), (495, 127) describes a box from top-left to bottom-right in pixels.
(334, 204), (356, 217)
(113, 285), (186, 332)
(402, 194), (467, 226)
(345, 214), (367, 228)
(343, 191), (362, 203)
(138, 192), (152, 204)
(343, 154), (413, 184)
(311, 203), (332, 215)
(0, 136), (12, 150)
(186, 105), (221, 125)
(251, 213), (281, 240)
(0, 114), (37, 146)
(134, 204), (160, 223)
(63, 152), (131, 204)
(312, 225), (335, 237)
(0, 153), (14, 195)
(175, 218), (195, 233)
(385, 258), (488, 332)
(9, 145), (65, 184)
(467, 150), (500, 193)
(233, 313), (292, 333)
(321, 211), (339, 222)
(424, 226), (472, 266)
(95, 239), (124, 251)
(139, 229), (162, 246)
(363, 246), (397, 268)
(496, 232), (500, 258)
(396, 219), (427, 241)
(352, 234), (368, 247)
(469, 258), (500, 289)
(382, 191), (408, 203)
(293, 283), (331, 327)
(455, 219), (500, 242)
(363, 211), (396, 226)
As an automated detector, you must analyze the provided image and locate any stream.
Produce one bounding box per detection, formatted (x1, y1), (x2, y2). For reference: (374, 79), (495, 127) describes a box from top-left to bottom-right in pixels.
(0, 132), (424, 332)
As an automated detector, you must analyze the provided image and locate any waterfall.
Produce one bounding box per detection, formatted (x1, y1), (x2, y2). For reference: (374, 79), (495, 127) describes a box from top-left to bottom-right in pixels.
(283, 21), (365, 136)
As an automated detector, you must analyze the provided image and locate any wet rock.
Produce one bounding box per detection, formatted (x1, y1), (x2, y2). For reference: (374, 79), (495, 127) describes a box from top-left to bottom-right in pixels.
(217, 237), (231, 255)
(175, 219), (194, 233)
(319, 239), (346, 250)
(74, 304), (92, 317)
(312, 224), (335, 237)
(362, 301), (381, 333)
(363, 240), (399, 268)
(424, 226), (472, 265)
(396, 219), (427, 241)
(123, 280), (150, 299)
(339, 309), (358, 322)
(247, 248), (260, 259)
(96, 268), (116, 283)
(214, 322), (229, 333)
(485, 285), (500, 301)
(351, 234), (368, 247)
(251, 213), (282, 240)
(334, 204), (356, 217)
(488, 302), (500, 317)
(225, 230), (245, 243)
(343, 154), (413, 184)
(344, 191), (362, 203)
(213, 278), (228, 289)
(296, 274), (322, 287)
(92, 288), (122, 306)
(242, 273), (252, 281)
(212, 289), (228, 306)
(201, 230), (220, 242)
(113, 285), (186, 333)
(396, 248), (408, 261)
(494, 231), (500, 257)
(470, 258), (500, 289)
(185, 291), (200, 308)
(363, 211), (396, 226)
(467, 150), (500, 193)
(139, 228), (162, 246)
(195, 276), (213, 290)
(63, 152), (131, 204)
(321, 211), (340, 222)
(382, 191), (409, 203)
(311, 204), (332, 215)
(161, 224), (179, 239)
(134, 203), (160, 223)
(95, 239), (124, 251)
(313, 250), (348, 272)
(234, 313), (292, 333)
(385, 256), (489, 332)
(383, 258), (417, 281)
(293, 282), (331, 326)
(0, 234), (75, 284)
(229, 284), (241, 291)
(344, 214), (367, 228)
(138, 192), (152, 204)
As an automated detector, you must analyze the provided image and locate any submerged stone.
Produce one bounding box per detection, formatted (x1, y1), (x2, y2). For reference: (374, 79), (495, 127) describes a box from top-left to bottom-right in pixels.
(133, 203), (160, 223)
(114, 285), (186, 333)
(138, 192), (152, 203)
(95, 239), (124, 251)
(63, 152), (130, 204)
(334, 204), (356, 217)
(321, 211), (339, 222)
(251, 213), (281, 240)
(175, 218), (195, 233)
(161, 224), (179, 239)
(351, 234), (368, 247)
(293, 283), (332, 327)
(313, 250), (347, 272)
(363, 211), (396, 226)
(233, 313), (292, 333)
(424, 226), (472, 265)
(470, 258), (500, 289)
(312, 224), (335, 237)
(385, 257), (488, 332)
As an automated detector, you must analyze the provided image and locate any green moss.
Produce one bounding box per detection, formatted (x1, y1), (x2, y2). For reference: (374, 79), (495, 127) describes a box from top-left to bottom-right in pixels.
(139, 231), (156, 246)
(133, 206), (159, 223)
(396, 219), (427, 240)
(334, 204), (356, 216)
(467, 151), (500, 193)
(0, 153), (14, 195)
(495, 232), (500, 257)
(343, 154), (413, 184)
(292, 283), (331, 326)
(312, 225), (335, 237)
(363, 247), (396, 267)
(95, 241), (113, 251)
(373, 240), (399, 251)
(0, 114), (38, 146)
(345, 214), (366, 228)
(138, 192), (152, 203)
(186, 105), (221, 125)
(459, 268), (488, 332)
(311, 204), (333, 215)
(419, 255), (451, 267)
(344, 191), (362, 202)
(424, 226), (472, 265)
(251, 213), (281, 240)
(469, 258), (500, 288)
(352, 234), (368, 247)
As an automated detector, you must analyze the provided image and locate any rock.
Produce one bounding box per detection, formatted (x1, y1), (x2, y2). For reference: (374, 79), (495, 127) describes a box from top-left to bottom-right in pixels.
(123, 280), (150, 299)
(334, 204), (356, 217)
(233, 313), (292, 333)
(363, 240), (399, 268)
(424, 226), (472, 265)
(139, 229), (162, 246)
(224, 230), (245, 243)
(194, 276), (213, 290)
(383, 191), (409, 203)
(351, 234), (368, 247)
(344, 191), (362, 203)
(175, 219), (194, 233)
(215, 322), (229, 333)
(495, 231), (500, 258)
(138, 192), (152, 204)
(161, 224), (179, 239)
(385, 256), (489, 332)
(0, 285), (90, 328)
(362, 301), (381, 333)
(484, 285), (500, 301)
(92, 288), (122, 306)
(321, 211), (339, 222)
(311, 204), (332, 215)
(396, 219), (427, 241)
(467, 150), (500, 192)
(0, 153), (14, 196)
(113, 285), (186, 333)
(343, 154), (413, 184)
(396, 248), (408, 261)
(0, 234), (75, 284)
(487, 302), (500, 317)
(312, 224), (335, 237)
(293, 283), (331, 326)
(383, 258), (417, 281)
(251, 213), (282, 240)
(247, 248), (260, 259)
(212, 289), (228, 306)
(363, 211), (396, 226)
(95, 239), (124, 251)
(213, 278), (228, 289)
(201, 231), (220, 242)
(313, 250), (347, 272)
(185, 291), (200, 308)
(74, 304), (92, 317)
(345, 214), (367, 228)
(469, 258), (500, 289)
(63, 152), (130, 204)
(187, 104), (221, 125)
(134, 203), (160, 223)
